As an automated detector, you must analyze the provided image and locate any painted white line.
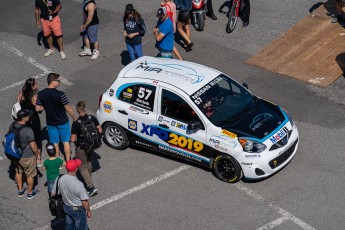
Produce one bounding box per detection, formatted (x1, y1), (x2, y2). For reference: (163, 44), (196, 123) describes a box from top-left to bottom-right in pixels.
(91, 165), (190, 210)
(256, 216), (290, 230)
(234, 184), (316, 230)
(0, 156), (3, 161)
(0, 40), (73, 92)
(142, 39), (151, 46)
(34, 165), (191, 230)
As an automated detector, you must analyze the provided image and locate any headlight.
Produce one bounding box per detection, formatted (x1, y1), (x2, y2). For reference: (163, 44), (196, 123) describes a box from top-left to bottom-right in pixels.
(239, 138), (266, 153)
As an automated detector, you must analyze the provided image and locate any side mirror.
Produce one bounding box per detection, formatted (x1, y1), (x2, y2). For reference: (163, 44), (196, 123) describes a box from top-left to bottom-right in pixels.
(242, 83), (248, 89)
(187, 121), (202, 133)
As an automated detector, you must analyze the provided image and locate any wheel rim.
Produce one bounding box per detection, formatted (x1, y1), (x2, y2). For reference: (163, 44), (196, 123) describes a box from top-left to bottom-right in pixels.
(105, 125), (124, 147)
(216, 158), (237, 180)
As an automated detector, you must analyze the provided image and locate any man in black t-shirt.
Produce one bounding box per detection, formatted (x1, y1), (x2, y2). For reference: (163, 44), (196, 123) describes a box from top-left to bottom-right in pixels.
(71, 101), (102, 197)
(35, 73), (76, 162)
(35, 0), (66, 59)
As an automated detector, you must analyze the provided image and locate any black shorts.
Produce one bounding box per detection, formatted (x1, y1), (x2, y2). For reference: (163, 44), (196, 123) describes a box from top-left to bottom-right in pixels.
(178, 10), (191, 22)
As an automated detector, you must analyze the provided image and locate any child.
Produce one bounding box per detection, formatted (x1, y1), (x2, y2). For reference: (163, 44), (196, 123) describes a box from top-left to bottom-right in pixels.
(43, 143), (64, 197)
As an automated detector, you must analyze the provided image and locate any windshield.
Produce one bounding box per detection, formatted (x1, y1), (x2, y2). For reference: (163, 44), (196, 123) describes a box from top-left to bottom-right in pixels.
(190, 74), (254, 125)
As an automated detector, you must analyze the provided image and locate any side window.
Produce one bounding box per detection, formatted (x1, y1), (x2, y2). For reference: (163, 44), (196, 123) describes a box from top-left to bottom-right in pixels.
(118, 84), (156, 111)
(161, 89), (202, 125)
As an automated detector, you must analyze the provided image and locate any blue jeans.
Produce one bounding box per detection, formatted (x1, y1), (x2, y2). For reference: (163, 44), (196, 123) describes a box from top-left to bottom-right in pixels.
(126, 42), (143, 62)
(63, 204), (88, 230)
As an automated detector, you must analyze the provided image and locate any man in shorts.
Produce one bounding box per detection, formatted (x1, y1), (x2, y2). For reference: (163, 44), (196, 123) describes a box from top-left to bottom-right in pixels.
(154, 7), (174, 58)
(13, 109), (40, 199)
(79, 0), (100, 60)
(35, 73), (77, 162)
(35, 0), (66, 60)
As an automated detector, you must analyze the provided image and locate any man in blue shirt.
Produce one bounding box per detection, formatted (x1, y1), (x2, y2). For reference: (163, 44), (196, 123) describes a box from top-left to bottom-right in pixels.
(154, 7), (174, 58)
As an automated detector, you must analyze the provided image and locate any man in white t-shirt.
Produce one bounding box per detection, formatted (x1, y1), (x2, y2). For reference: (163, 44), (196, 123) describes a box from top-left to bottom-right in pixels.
(52, 159), (91, 229)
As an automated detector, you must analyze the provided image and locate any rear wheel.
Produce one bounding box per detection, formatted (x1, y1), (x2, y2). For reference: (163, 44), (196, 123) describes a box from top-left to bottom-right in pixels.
(103, 122), (129, 150)
(212, 154), (242, 183)
(226, 3), (238, 33)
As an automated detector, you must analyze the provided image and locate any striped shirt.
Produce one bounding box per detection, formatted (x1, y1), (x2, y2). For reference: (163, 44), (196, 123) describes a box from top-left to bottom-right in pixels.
(36, 88), (69, 126)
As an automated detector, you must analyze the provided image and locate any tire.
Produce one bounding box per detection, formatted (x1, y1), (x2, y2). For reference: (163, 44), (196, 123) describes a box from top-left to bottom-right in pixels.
(212, 154), (243, 183)
(103, 122), (129, 150)
(193, 13), (205, 31)
(226, 2), (238, 33)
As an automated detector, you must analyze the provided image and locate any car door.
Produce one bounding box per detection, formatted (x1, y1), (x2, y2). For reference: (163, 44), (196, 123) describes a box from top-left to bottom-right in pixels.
(115, 82), (158, 146)
(156, 87), (211, 166)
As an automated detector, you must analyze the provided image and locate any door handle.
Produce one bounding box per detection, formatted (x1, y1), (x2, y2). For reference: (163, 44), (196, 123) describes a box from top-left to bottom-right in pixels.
(118, 110), (128, 115)
(159, 123), (169, 129)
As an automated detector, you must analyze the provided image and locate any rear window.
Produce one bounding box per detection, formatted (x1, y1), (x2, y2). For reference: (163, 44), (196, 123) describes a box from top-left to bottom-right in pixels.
(118, 84), (156, 111)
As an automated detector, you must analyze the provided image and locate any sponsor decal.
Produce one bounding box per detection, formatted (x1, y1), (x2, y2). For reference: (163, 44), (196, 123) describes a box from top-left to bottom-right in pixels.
(133, 87), (153, 110)
(135, 140), (152, 148)
(129, 105), (149, 115)
(127, 88), (133, 93)
(123, 92), (132, 99)
(209, 138), (220, 144)
(109, 89), (114, 96)
(145, 62), (204, 84)
(153, 81), (159, 84)
(241, 162), (253, 166)
(158, 145), (202, 163)
(176, 123), (187, 130)
(249, 113), (273, 131)
(140, 123), (203, 152)
(128, 119), (137, 131)
(158, 116), (163, 122)
(103, 101), (113, 113)
(171, 121), (176, 126)
(221, 129), (237, 139)
(209, 135), (237, 149)
(191, 76), (223, 105)
(135, 64), (162, 73)
(245, 154), (261, 158)
(269, 127), (289, 144)
(215, 145), (227, 151)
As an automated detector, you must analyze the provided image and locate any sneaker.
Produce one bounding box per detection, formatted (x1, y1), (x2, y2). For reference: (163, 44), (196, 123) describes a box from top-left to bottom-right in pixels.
(185, 42), (194, 52)
(27, 189), (39, 200)
(60, 51), (66, 60)
(331, 15), (338, 23)
(79, 48), (92, 56)
(18, 188), (26, 198)
(37, 160), (42, 167)
(243, 21), (249, 27)
(87, 187), (98, 197)
(90, 50), (100, 60)
(44, 49), (55, 57)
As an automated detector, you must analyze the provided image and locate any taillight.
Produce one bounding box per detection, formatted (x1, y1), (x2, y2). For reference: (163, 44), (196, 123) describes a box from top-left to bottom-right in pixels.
(98, 94), (103, 107)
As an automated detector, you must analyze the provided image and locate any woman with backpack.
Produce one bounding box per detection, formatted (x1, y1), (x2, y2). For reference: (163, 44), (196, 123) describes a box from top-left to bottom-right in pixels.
(17, 78), (42, 167)
(123, 4), (147, 62)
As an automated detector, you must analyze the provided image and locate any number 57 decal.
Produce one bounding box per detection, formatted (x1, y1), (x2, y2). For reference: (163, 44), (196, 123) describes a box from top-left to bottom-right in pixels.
(138, 87), (152, 100)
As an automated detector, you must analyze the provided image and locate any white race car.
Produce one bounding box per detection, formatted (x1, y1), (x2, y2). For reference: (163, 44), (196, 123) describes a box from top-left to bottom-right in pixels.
(97, 56), (299, 183)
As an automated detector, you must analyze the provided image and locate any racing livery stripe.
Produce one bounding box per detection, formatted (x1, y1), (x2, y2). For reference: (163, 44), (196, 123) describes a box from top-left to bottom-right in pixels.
(128, 130), (211, 163)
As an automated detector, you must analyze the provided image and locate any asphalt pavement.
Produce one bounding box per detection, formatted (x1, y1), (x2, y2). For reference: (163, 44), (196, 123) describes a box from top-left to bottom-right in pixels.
(1, 0), (345, 229)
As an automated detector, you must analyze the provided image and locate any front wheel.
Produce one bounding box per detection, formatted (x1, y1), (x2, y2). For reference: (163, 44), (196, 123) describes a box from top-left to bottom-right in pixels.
(226, 3), (238, 33)
(193, 12), (205, 31)
(212, 154), (243, 183)
(103, 122), (129, 150)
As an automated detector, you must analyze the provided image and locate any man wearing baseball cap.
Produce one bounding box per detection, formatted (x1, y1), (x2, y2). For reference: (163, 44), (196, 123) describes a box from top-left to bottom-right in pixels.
(153, 7), (174, 58)
(11, 109), (40, 199)
(52, 159), (91, 229)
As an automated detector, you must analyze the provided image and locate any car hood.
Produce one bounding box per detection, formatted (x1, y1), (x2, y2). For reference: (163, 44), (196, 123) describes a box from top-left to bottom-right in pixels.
(221, 99), (287, 140)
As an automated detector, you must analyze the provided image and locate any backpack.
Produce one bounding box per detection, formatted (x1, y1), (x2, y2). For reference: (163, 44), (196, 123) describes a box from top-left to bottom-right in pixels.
(77, 116), (102, 152)
(164, 4), (174, 22)
(4, 123), (26, 161)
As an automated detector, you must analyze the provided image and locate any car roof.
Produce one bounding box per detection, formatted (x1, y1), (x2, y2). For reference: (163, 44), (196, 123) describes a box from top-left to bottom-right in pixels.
(118, 56), (222, 95)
